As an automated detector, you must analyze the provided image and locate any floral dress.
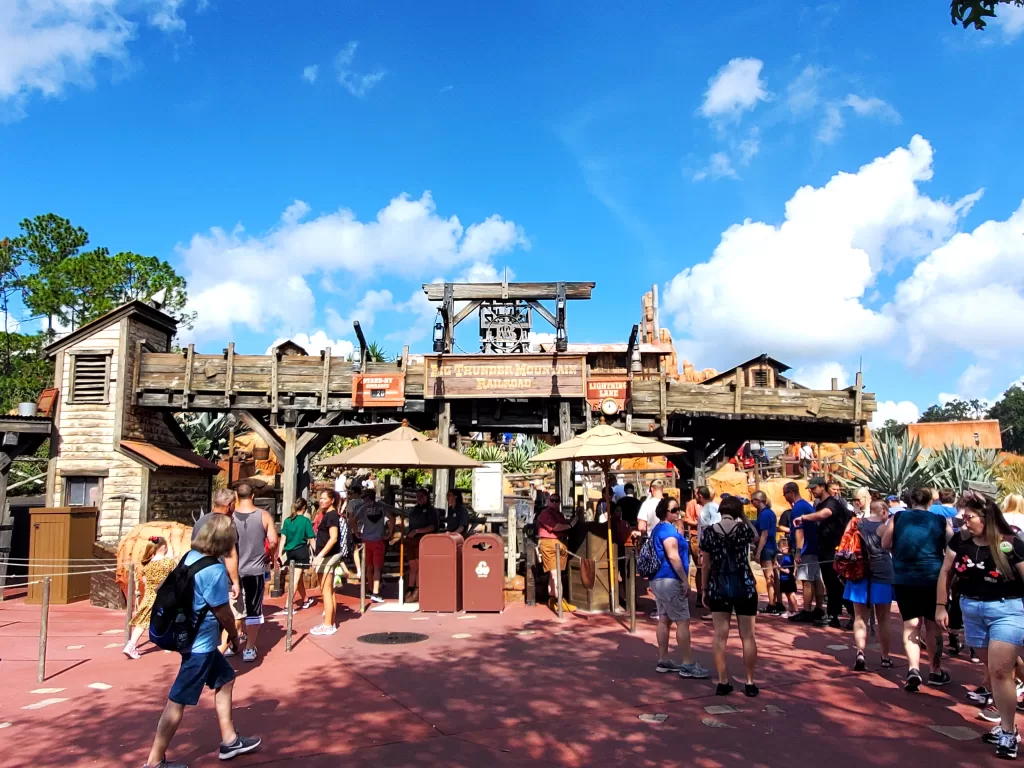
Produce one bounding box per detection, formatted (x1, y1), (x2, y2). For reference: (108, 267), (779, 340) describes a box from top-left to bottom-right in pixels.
(129, 557), (177, 629)
(700, 521), (757, 603)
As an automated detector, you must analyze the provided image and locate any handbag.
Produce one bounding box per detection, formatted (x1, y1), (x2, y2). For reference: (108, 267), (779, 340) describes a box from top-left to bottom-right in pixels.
(580, 558), (597, 589)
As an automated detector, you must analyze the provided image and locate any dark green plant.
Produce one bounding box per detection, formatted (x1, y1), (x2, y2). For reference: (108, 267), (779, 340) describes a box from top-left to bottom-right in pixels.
(844, 433), (934, 496)
(927, 445), (1002, 490)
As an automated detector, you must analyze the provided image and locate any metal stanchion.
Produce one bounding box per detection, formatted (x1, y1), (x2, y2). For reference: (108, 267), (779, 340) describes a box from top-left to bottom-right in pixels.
(628, 547), (636, 634)
(286, 561), (295, 652)
(359, 544), (366, 614)
(124, 563), (135, 644)
(555, 545), (563, 621)
(37, 576), (51, 683)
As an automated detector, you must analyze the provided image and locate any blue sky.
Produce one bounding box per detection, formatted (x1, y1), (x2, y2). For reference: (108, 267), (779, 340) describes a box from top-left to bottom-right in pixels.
(3, 1), (1024, 426)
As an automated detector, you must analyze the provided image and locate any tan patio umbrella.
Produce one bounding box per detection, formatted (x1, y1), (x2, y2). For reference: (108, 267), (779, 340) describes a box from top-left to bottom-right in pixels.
(529, 421), (685, 612)
(314, 420), (483, 610)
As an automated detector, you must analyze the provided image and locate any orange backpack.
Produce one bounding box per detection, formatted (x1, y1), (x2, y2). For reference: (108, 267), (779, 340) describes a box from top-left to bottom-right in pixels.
(834, 518), (866, 581)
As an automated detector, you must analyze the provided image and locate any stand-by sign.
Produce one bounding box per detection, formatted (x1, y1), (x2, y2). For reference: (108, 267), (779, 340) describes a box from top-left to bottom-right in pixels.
(586, 377), (630, 415)
(352, 373), (406, 407)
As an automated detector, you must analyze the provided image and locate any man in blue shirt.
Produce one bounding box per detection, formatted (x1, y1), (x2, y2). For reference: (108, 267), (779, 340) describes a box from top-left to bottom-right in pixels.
(144, 515), (262, 768)
(784, 482), (825, 624)
(929, 488), (958, 519)
(650, 498), (709, 680)
(751, 491), (781, 615)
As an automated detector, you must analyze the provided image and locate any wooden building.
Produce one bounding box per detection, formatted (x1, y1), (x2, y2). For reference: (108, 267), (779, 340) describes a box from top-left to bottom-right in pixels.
(43, 302), (219, 541)
(907, 420), (1003, 451)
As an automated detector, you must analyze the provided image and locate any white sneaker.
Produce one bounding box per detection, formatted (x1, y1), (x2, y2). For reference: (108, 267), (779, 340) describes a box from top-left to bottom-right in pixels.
(223, 647), (235, 657)
(370, 594), (384, 603)
(242, 648), (257, 663)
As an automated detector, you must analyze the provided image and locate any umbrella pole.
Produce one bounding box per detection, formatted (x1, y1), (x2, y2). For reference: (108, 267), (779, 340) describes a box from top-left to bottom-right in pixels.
(398, 470), (406, 606)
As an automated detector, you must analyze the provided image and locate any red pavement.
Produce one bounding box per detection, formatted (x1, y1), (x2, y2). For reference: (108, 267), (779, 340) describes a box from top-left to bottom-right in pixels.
(0, 587), (1012, 767)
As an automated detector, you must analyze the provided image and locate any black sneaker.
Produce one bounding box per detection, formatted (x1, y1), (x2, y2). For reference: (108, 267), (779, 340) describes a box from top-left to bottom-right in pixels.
(827, 616), (842, 629)
(788, 611), (814, 623)
(219, 735), (262, 761)
(948, 633), (962, 656)
(927, 670), (952, 687)
(969, 686), (993, 704)
(905, 669), (923, 692)
(854, 653), (866, 672)
(997, 727), (1020, 759)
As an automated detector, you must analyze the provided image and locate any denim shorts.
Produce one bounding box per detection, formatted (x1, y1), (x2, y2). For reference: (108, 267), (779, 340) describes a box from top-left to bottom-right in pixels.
(960, 596), (1024, 649)
(168, 651), (236, 706)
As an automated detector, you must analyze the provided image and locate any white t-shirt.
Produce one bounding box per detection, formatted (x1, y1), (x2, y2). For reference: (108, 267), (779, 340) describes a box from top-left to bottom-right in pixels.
(799, 445), (814, 461)
(697, 501), (721, 540)
(334, 474), (348, 497)
(638, 496), (661, 531)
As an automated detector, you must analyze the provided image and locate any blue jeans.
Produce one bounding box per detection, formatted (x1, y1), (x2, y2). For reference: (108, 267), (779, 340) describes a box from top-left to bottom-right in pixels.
(960, 596), (1024, 649)
(168, 651), (236, 706)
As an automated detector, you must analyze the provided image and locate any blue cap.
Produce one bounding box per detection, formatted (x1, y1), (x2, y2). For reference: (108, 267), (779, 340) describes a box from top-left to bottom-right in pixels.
(886, 495), (898, 502)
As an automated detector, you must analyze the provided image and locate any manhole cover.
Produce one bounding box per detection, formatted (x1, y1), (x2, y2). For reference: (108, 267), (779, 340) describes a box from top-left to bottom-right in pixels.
(357, 632), (429, 645)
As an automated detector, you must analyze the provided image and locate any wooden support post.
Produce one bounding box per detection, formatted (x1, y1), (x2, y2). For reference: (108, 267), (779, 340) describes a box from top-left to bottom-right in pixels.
(286, 561), (295, 652)
(182, 344), (195, 409)
(235, 410), (285, 464)
(0, 458), (10, 602)
(37, 576), (50, 683)
(733, 367), (743, 413)
(434, 401), (451, 507)
(320, 347), (331, 414)
(556, 401), (573, 510)
(282, 426), (298, 521)
(658, 370), (668, 437)
(854, 371), (864, 422)
(555, 544), (563, 620)
(270, 352), (280, 424)
(831, 377), (838, 391)
(124, 563), (135, 643)
(131, 339), (145, 398)
(525, 542), (537, 606)
(506, 505), (517, 579)
(225, 342), (235, 401)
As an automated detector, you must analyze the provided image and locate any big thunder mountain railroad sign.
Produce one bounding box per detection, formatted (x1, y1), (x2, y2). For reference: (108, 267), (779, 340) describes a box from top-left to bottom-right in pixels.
(425, 354), (586, 399)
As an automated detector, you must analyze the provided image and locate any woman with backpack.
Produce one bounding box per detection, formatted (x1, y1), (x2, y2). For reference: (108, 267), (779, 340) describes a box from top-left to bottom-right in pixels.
(937, 491), (1024, 760)
(840, 500), (894, 672)
(700, 496), (759, 697)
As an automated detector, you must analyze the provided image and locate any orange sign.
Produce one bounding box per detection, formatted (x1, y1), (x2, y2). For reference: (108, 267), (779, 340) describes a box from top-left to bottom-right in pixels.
(586, 377), (630, 414)
(352, 373), (406, 407)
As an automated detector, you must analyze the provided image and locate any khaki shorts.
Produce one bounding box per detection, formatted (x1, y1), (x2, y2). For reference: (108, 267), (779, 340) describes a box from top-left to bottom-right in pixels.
(650, 578), (690, 622)
(539, 538), (568, 572)
(314, 553), (342, 578)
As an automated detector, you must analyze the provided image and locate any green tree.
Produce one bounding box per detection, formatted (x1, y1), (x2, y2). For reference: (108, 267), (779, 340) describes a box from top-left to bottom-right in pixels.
(952, 0), (1024, 30)
(989, 385), (1024, 455)
(0, 331), (51, 413)
(918, 398), (986, 423)
(872, 418), (906, 441)
(13, 214), (89, 336)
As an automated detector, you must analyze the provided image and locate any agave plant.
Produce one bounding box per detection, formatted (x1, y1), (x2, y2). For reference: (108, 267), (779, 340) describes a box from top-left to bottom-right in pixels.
(926, 444), (1001, 491)
(503, 444), (533, 474)
(476, 444), (506, 463)
(843, 433), (934, 496)
(176, 412), (247, 460)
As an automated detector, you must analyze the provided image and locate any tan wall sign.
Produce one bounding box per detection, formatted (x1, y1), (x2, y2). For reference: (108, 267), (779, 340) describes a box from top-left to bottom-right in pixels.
(425, 354), (586, 399)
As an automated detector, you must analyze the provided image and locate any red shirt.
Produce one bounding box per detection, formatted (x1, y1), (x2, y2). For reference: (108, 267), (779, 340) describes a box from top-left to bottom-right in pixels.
(536, 508), (566, 539)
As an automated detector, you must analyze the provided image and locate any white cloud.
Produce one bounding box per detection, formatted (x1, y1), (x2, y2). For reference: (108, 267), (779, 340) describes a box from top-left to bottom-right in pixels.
(335, 41), (385, 97)
(790, 362), (850, 390)
(786, 65), (824, 114)
(663, 136), (968, 368)
(737, 134), (760, 165)
(892, 199), (1024, 361)
(178, 192), (528, 342)
(326, 289), (396, 334)
(0, 1), (189, 118)
(699, 57), (768, 122)
(870, 400), (920, 428)
(997, 4), (1024, 40)
(818, 94), (900, 144)
(302, 64), (318, 83)
(956, 364), (993, 400)
(266, 332), (354, 358)
(693, 152), (737, 182)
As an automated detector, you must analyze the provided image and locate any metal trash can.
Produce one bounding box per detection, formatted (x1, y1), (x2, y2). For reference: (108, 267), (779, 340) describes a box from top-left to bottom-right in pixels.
(462, 533), (504, 613)
(419, 533), (464, 612)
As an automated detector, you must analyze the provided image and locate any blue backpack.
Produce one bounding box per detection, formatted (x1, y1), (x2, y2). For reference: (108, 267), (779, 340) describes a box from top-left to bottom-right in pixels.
(149, 554), (218, 652)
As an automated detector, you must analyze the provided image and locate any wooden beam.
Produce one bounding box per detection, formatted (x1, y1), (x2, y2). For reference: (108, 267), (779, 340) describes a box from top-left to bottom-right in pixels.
(234, 410), (285, 464)
(433, 401), (452, 508)
(282, 426), (298, 520)
(224, 342), (235, 399)
(182, 344), (195, 409)
(131, 339), (144, 397)
(423, 281), (595, 301)
(270, 352), (280, 420)
(854, 371), (863, 422)
(451, 300), (483, 327)
(320, 347), (331, 414)
(526, 300), (557, 329)
(733, 367), (743, 413)
(296, 411), (343, 455)
(659, 370), (668, 436)
(556, 400), (573, 511)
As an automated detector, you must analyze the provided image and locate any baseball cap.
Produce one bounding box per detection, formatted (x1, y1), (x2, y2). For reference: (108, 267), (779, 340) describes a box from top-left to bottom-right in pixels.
(885, 495), (899, 502)
(808, 477), (827, 488)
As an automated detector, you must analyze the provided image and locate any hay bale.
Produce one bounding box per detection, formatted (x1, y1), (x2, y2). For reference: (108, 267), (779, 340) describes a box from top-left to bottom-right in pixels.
(115, 521), (193, 599)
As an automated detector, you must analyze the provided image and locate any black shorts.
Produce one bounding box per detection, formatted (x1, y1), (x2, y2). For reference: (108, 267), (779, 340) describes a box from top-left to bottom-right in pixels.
(285, 547), (311, 567)
(236, 574), (265, 624)
(708, 594), (759, 616)
(780, 579), (797, 595)
(894, 584), (939, 622)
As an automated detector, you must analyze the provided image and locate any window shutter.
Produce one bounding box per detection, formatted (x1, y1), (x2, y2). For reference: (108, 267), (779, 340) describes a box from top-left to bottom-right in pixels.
(72, 354), (109, 403)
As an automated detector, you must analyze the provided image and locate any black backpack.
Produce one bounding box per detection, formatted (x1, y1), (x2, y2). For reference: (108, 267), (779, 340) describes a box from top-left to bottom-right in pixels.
(149, 553), (219, 652)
